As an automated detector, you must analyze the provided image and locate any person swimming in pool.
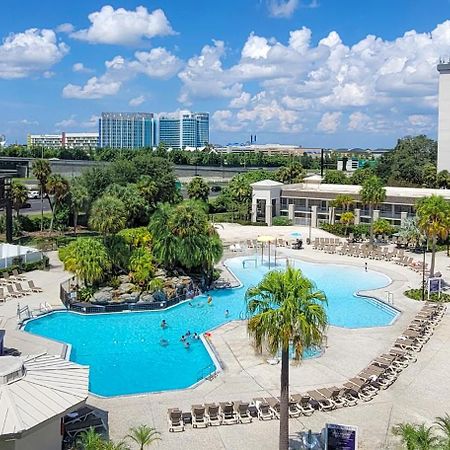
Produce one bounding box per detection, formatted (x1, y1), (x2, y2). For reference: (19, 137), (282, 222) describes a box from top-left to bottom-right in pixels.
(186, 330), (191, 337)
(193, 332), (199, 340)
(225, 309), (229, 318)
(184, 341), (190, 349)
(160, 338), (169, 347)
(180, 335), (185, 342)
(161, 319), (167, 329)
(207, 295), (213, 305)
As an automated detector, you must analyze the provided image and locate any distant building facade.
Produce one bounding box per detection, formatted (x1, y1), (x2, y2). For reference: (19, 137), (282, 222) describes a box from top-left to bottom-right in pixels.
(438, 61), (450, 172)
(213, 144), (322, 156)
(27, 133), (98, 149)
(159, 112), (209, 149)
(99, 112), (156, 149)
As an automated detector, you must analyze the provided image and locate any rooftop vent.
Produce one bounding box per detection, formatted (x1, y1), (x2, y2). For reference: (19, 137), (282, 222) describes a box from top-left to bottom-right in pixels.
(0, 356), (25, 385)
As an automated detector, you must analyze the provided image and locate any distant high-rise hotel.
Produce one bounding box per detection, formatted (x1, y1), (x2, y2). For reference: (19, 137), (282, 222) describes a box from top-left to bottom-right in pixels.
(158, 112), (209, 149)
(99, 112), (156, 149)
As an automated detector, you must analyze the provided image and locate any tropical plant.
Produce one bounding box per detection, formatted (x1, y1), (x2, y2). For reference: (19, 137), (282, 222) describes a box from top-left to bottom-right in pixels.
(340, 211), (355, 236)
(275, 162), (305, 184)
(75, 427), (105, 450)
(422, 163), (437, 188)
(393, 422), (439, 450)
(117, 227), (152, 249)
(126, 424), (161, 450)
(323, 170), (348, 185)
(331, 194), (354, 211)
(149, 278), (164, 293)
(245, 268), (328, 450)
(10, 181), (29, 218)
(372, 218), (395, 236)
(416, 195), (450, 277)
(360, 176), (386, 243)
(398, 217), (425, 249)
(437, 170), (450, 189)
(89, 195), (127, 236)
(187, 176), (210, 202)
(137, 175), (158, 207)
(60, 238), (111, 286)
(46, 174), (70, 231)
(70, 178), (89, 234)
(435, 413), (450, 449)
(129, 248), (154, 286)
(32, 158), (51, 231)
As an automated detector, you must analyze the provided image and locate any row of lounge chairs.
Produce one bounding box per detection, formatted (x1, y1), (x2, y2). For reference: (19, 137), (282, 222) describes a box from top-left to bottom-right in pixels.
(63, 405), (106, 442)
(0, 280), (42, 302)
(168, 303), (445, 431)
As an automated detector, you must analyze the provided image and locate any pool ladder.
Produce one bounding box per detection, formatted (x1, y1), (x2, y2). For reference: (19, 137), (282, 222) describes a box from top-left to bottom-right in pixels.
(197, 363), (217, 382)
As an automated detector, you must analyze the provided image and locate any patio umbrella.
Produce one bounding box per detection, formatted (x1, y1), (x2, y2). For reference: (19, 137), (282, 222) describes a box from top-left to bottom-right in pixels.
(290, 231), (302, 238)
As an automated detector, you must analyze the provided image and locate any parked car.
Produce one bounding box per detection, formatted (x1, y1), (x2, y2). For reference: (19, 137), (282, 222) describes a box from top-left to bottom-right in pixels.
(27, 190), (40, 199)
(20, 202), (31, 209)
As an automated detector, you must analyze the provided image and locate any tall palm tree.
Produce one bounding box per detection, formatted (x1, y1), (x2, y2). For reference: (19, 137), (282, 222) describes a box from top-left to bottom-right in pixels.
(360, 176), (386, 243)
(46, 174), (70, 231)
(89, 195), (127, 237)
(70, 179), (89, 234)
(331, 194), (354, 212)
(340, 211), (355, 236)
(435, 414), (450, 449)
(187, 176), (210, 202)
(245, 268), (328, 450)
(126, 424), (160, 450)
(10, 181), (29, 218)
(31, 159), (51, 231)
(416, 195), (450, 277)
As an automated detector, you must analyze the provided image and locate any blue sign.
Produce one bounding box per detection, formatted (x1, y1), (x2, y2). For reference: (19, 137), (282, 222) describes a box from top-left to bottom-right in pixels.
(326, 423), (358, 450)
(428, 278), (442, 294)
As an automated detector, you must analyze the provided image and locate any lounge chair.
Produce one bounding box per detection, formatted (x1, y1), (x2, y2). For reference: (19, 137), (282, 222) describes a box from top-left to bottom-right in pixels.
(307, 390), (334, 411)
(64, 406), (97, 424)
(0, 288), (6, 303)
(11, 269), (26, 281)
(220, 402), (238, 425)
(28, 280), (43, 292)
(287, 399), (301, 418)
(319, 387), (347, 408)
(15, 282), (30, 295)
(6, 284), (22, 298)
(234, 401), (252, 424)
(191, 405), (208, 428)
(291, 394), (314, 416)
(64, 417), (106, 438)
(205, 403), (221, 426)
(168, 408), (185, 432)
(266, 397), (281, 419)
(253, 398), (273, 420)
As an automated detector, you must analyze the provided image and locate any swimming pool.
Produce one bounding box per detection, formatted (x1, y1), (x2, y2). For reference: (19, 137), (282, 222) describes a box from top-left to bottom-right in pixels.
(24, 257), (396, 397)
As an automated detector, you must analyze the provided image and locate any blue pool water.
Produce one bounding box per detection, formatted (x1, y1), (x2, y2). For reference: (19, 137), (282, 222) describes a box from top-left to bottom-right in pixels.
(24, 257), (395, 397)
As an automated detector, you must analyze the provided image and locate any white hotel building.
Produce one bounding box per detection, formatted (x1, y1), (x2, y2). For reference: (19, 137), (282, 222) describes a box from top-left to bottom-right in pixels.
(251, 175), (450, 227)
(27, 132), (99, 150)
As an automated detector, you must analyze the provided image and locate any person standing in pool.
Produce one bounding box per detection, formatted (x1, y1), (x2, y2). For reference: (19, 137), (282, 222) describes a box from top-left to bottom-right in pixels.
(161, 320), (167, 329)
(365, 262), (368, 272)
(207, 295), (213, 305)
(225, 309), (229, 317)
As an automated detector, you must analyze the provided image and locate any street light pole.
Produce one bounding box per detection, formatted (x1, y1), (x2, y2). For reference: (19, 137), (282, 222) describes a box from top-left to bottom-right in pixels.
(422, 239), (427, 302)
(308, 207), (312, 245)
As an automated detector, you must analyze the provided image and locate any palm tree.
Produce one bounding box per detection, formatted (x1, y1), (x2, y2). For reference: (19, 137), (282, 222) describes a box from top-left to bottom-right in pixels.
(245, 268), (328, 450)
(31, 159), (51, 231)
(393, 422), (439, 450)
(331, 194), (354, 212)
(89, 195), (127, 237)
(416, 195), (450, 277)
(187, 176), (210, 202)
(75, 427), (104, 450)
(126, 424), (160, 450)
(46, 174), (70, 231)
(340, 211), (355, 236)
(435, 414), (450, 449)
(70, 179), (89, 234)
(11, 181), (29, 218)
(100, 441), (130, 450)
(360, 175), (386, 243)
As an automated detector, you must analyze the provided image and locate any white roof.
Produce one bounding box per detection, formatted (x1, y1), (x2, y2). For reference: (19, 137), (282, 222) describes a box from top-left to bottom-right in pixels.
(282, 181), (450, 200)
(0, 354), (89, 439)
(251, 179), (284, 187)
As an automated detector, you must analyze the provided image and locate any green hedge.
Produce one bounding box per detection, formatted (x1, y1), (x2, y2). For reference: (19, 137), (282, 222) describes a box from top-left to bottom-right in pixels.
(272, 216), (293, 226)
(404, 288), (450, 303)
(320, 223), (371, 237)
(0, 255), (49, 276)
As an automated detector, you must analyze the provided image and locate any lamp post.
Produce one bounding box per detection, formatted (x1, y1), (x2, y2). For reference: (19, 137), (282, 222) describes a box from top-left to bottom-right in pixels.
(308, 207), (312, 245)
(422, 238), (427, 302)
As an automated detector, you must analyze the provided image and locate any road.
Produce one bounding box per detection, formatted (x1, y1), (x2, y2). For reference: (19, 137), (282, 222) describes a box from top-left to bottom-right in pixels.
(21, 198), (51, 215)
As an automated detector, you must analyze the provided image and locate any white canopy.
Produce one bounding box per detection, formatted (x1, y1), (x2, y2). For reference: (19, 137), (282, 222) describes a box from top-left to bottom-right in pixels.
(0, 354), (89, 439)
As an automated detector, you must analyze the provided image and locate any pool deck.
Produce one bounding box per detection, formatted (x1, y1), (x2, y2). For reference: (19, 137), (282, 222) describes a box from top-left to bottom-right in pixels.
(1, 225), (450, 449)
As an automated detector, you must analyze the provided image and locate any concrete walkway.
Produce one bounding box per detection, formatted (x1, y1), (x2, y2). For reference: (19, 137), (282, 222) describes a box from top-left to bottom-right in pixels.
(2, 226), (450, 449)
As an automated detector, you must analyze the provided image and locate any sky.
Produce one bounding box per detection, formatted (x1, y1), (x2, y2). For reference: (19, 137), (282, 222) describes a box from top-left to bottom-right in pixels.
(1, 0), (450, 148)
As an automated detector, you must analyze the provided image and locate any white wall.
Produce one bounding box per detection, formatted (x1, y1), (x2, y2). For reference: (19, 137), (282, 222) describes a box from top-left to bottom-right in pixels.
(438, 64), (450, 172)
(10, 418), (61, 450)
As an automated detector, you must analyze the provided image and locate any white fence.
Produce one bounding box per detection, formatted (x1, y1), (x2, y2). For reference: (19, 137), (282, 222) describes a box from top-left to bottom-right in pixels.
(0, 244), (43, 269)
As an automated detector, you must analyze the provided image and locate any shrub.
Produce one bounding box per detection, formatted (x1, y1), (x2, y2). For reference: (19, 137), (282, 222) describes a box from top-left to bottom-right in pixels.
(272, 216), (293, 226)
(404, 288), (450, 303)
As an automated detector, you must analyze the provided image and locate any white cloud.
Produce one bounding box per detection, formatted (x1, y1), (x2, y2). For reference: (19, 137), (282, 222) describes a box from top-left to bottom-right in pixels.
(129, 95), (145, 106)
(55, 115), (99, 129)
(180, 20), (450, 137)
(63, 47), (182, 99)
(0, 28), (68, 79)
(63, 77), (121, 99)
(267, 0), (299, 18)
(72, 62), (93, 73)
(56, 23), (74, 33)
(55, 115), (77, 129)
(317, 112), (342, 133)
(71, 5), (175, 45)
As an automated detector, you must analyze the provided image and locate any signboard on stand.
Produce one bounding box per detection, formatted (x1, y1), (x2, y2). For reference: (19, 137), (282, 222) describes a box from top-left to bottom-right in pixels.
(428, 277), (442, 300)
(325, 423), (358, 450)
